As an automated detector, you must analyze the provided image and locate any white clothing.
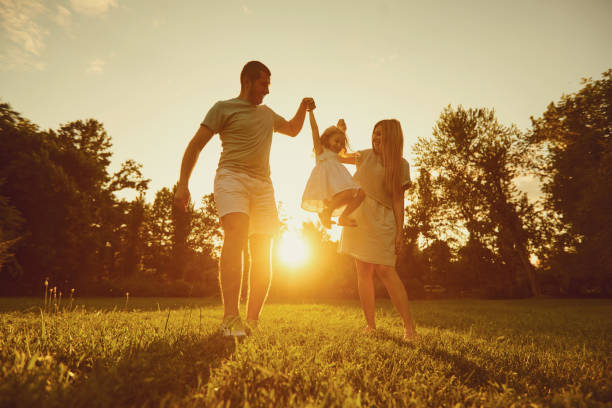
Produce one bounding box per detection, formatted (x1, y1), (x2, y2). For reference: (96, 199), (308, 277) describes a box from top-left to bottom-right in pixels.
(301, 148), (359, 216)
(214, 169), (279, 236)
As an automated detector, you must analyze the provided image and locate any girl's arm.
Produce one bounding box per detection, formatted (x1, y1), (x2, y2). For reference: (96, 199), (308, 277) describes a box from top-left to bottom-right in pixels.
(309, 110), (323, 155)
(337, 119), (355, 164)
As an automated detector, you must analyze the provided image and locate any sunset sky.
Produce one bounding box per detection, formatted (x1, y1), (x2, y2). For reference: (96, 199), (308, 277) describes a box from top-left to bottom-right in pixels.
(1, 0), (611, 233)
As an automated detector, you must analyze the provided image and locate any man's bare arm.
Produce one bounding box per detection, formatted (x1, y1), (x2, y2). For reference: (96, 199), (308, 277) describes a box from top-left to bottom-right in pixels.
(275, 97), (313, 137)
(174, 125), (214, 211)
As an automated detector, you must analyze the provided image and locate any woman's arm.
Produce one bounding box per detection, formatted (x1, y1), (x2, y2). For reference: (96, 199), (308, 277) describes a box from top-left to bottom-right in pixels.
(339, 151), (358, 165)
(392, 190), (405, 254)
(309, 110), (323, 155)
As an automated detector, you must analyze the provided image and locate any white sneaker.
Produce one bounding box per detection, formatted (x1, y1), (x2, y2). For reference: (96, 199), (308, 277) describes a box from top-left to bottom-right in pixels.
(219, 316), (247, 337)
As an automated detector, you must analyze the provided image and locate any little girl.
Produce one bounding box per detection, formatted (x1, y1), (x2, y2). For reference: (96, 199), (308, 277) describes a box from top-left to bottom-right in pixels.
(301, 108), (365, 228)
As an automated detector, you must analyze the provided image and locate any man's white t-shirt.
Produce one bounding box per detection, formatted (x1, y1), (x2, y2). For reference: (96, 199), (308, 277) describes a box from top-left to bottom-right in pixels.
(201, 97), (286, 181)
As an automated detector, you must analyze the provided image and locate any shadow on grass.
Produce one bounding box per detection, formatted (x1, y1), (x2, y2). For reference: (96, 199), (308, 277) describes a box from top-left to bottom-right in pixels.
(66, 332), (237, 407)
(384, 328), (607, 402)
(415, 338), (610, 403)
(420, 342), (493, 388)
(374, 329), (497, 389)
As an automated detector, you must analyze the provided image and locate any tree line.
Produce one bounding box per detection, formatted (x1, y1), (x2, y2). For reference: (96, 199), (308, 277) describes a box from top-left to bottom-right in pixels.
(401, 70), (611, 297)
(0, 105), (221, 296)
(1, 70), (610, 298)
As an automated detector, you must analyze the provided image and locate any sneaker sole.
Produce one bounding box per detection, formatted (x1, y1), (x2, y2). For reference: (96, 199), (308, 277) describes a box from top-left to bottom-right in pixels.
(221, 329), (247, 337)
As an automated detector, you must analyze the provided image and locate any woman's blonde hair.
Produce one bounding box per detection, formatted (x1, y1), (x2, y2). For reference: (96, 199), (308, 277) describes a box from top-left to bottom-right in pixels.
(374, 119), (404, 196)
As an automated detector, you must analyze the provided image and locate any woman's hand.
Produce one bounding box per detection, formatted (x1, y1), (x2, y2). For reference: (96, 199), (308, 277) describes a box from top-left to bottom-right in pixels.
(394, 232), (404, 255)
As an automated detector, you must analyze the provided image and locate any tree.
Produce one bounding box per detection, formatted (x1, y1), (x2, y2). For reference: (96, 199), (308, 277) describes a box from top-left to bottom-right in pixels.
(187, 193), (222, 288)
(49, 120), (150, 284)
(530, 69), (612, 294)
(142, 187), (175, 277)
(0, 103), (79, 290)
(413, 106), (540, 296)
(142, 188), (220, 284)
(120, 194), (147, 278)
(0, 102), (149, 292)
(189, 193), (222, 261)
(405, 169), (442, 246)
(422, 239), (452, 285)
(0, 186), (24, 277)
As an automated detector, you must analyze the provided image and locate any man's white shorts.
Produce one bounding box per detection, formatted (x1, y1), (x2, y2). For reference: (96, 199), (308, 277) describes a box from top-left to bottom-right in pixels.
(213, 168), (280, 236)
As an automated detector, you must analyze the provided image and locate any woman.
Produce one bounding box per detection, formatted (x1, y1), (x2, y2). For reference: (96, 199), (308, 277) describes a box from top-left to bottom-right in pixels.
(339, 119), (417, 341)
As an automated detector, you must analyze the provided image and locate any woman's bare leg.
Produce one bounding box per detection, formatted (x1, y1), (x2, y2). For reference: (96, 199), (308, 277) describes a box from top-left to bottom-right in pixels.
(375, 264), (417, 340)
(355, 258), (376, 330)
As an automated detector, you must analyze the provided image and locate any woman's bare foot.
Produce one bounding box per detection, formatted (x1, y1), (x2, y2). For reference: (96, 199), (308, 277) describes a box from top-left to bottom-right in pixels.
(403, 327), (418, 342)
(338, 215), (357, 227)
(362, 325), (376, 334)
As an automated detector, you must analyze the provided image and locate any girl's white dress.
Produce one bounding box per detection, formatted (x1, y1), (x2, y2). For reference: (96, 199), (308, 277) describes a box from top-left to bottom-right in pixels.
(301, 148), (359, 216)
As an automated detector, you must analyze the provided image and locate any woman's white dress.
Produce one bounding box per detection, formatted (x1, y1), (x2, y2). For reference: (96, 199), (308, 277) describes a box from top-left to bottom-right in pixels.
(301, 148), (359, 216)
(338, 149), (411, 266)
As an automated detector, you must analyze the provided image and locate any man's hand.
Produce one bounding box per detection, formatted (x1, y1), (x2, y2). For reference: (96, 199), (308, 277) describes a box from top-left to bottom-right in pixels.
(174, 183), (191, 212)
(278, 98), (316, 137)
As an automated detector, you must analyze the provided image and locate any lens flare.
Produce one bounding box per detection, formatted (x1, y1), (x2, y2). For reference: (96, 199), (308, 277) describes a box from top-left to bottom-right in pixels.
(277, 230), (310, 267)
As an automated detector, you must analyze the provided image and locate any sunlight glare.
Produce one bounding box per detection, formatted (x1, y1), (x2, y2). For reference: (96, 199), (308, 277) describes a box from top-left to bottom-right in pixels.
(278, 230), (310, 267)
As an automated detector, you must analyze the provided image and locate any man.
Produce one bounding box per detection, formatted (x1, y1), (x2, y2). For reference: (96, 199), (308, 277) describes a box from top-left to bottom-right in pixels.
(174, 61), (313, 336)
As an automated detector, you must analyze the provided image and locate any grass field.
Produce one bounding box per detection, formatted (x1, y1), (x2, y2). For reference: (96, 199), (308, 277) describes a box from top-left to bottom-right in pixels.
(0, 297), (610, 407)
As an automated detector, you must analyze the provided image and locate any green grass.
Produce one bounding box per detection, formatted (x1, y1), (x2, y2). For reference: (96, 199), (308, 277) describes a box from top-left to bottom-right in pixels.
(0, 297), (610, 407)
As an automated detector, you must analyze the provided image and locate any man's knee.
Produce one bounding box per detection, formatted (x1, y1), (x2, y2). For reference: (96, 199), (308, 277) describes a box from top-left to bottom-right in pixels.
(221, 212), (249, 243)
(250, 234), (272, 265)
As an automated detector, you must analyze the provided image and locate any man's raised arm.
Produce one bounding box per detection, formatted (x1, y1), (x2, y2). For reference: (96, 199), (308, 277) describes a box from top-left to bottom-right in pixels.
(174, 125), (214, 211)
(275, 97), (314, 137)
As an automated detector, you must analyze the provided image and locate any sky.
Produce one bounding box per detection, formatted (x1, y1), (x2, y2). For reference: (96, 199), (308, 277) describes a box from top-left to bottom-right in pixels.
(1, 0), (611, 234)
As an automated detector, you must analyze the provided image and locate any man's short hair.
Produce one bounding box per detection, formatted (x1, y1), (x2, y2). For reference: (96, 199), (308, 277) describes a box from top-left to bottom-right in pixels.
(240, 61), (271, 88)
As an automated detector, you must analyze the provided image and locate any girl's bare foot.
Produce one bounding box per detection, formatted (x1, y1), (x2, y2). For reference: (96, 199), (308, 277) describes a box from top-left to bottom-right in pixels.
(318, 208), (332, 229)
(338, 215), (357, 227)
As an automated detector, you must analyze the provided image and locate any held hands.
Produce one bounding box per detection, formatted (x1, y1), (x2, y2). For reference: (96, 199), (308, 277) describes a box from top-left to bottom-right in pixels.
(302, 97), (316, 111)
(174, 183), (191, 212)
(337, 118), (346, 132)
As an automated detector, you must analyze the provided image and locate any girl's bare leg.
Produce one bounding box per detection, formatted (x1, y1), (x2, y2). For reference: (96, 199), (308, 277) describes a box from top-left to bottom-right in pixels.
(338, 189), (365, 227)
(317, 210), (332, 229)
(375, 264), (417, 340)
(355, 258), (376, 331)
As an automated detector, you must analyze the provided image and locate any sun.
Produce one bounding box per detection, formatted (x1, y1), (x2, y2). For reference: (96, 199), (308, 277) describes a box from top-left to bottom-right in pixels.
(277, 230), (310, 267)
